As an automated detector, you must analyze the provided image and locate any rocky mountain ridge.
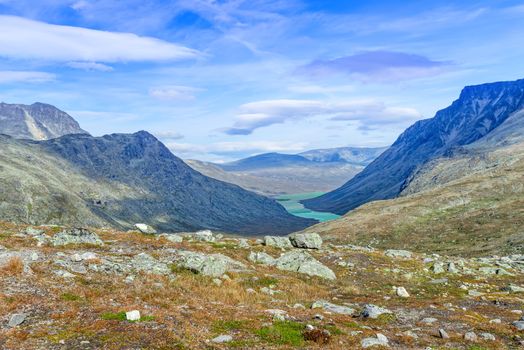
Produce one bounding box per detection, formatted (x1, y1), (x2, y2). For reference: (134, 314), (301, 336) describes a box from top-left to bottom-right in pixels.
(303, 78), (524, 214)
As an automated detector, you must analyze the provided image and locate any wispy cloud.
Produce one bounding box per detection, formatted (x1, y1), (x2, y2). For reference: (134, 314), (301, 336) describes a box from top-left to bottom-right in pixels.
(152, 131), (185, 140)
(299, 51), (451, 82)
(0, 15), (199, 62)
(67, 61), (114, 72)
(167, 140), (308, 158)
(0, 70), (55, 83)
(149, 85), (202, 101)
(222, 99), (421, 135)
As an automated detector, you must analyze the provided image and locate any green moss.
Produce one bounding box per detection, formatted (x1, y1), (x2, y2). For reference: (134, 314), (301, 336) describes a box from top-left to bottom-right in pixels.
(255, 321), (305, 346)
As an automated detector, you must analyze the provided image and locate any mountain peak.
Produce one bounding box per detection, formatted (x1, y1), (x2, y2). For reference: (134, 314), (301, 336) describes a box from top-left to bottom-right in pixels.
(0, 102), (88, 140)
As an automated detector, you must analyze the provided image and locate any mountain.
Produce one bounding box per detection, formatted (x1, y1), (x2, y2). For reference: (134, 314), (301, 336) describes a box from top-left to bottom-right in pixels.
(299, 147), (387, 165)
(0, 102), (88, 140)
(219, 153), (313, 171)
(187, 147), (386, 196)
(0, 131), (313, 235)
(303, 78), (524, 215)
(302, 138), (524, 256)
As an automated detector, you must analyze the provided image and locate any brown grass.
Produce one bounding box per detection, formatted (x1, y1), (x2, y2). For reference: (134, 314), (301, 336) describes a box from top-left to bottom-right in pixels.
(1, 256), (24, 276)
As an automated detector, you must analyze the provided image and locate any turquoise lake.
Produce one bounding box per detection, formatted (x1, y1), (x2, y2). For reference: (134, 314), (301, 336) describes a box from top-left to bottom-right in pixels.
(276, 192), (341, 222)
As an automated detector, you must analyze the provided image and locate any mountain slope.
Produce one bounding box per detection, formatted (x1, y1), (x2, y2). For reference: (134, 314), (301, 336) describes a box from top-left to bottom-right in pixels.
(303, 78), (524, 214)
(299, 146), (387, 165)
(219, 153), (313, 171)
(0, 132), (314, 235)
(0, 102), (88, 140)
(302, 110), (524, 256)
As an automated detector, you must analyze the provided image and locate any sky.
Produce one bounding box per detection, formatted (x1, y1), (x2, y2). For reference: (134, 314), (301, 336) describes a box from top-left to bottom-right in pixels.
(0, 0), (523, 162)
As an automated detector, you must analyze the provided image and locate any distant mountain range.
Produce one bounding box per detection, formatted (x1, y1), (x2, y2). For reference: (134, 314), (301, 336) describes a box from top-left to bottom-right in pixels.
(187, 147), (386, 196)
(303, 78), (524, 215)
(0, 102), (88, 140)
(0, 104), (313, 234)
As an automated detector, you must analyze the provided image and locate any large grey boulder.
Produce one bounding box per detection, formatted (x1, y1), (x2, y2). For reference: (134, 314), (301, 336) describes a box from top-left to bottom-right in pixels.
(288, 233), (322, 249)
(174, 250), (246, 277)
(248, 251), (276, 266)
(131, 253), (170, 275)
(361, 333), (389, 348)
(275, 250), (336, 280)
(134, 223), (157, 234)
(264, 236), (292, 249)
(51, 228), (103, 246)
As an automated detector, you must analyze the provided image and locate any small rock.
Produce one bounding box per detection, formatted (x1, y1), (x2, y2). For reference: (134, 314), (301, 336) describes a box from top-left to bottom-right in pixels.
(211, 335), (233, 343)
(361, 333), (389, 348)
(8, 313), (26, 327)
(238, 239), (250, 249)
(126, 310), (141, 321)
(438, 329), (449, 339)
(513, 321), (524, 330)
(52, 228), (103, 246)
(431, 262), (445, 274)
(464, 331), (477, 342)
(191, 230), (215, 242)
(134, 223), (157, 234)
(503, 284), (524, 293)
(396, 287), (410, 298)
(480, 332), (496, 341)
(159, 234), (183, 243)
(421, 317), (437, 324)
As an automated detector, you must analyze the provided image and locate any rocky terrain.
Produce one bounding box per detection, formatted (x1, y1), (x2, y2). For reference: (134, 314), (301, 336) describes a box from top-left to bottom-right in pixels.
(187, 147), (385, 196)
(0, 102), (88, 140)
(0, 132), (313, 235)
(2, 222), (524, 349)
(304, 79), (524, 215)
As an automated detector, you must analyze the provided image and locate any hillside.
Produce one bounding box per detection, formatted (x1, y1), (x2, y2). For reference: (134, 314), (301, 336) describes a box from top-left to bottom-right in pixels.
(303, 79), (524, 214)
(0, 132), (314, 235)
(303, 138), (524, 257)
(2, 223), (524, 349)
(0, 102), (88, 140)
(299, 147), (387, 165)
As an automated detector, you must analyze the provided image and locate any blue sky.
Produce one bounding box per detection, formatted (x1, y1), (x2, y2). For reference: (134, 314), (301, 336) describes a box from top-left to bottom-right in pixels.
(0, 0), (523, 161)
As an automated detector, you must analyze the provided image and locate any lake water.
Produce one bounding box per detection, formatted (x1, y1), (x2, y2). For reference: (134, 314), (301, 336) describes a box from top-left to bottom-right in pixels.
(276, 192), (341, 222)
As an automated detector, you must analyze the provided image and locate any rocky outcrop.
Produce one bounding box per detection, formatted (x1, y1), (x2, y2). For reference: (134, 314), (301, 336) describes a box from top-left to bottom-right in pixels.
(275, 250), (336, 280)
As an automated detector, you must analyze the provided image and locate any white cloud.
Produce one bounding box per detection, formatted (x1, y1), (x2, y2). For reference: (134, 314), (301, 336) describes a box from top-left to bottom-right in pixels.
(149, 86), (201, 101)
(167, 140), (308, 157)
(152, 131), (184, 140)
(0, 70), (55, 83)
(222, 99), (422, 135)
(0, 15), (199, 62)
(67, 61), (114, 72)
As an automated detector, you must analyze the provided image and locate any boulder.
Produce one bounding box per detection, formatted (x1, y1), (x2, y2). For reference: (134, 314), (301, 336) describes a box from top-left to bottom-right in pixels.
(248, 251), (276, 266)
(174, 250), (246, 277)
(361, 333), (389, 348)
(51, 228), (103, 246)
(275, 250), (336, 280)
(288, 233), (322, 249)
(396, 287), (410, 298)
(361, 304), (392, 319)
(212, 335), (233, 343)
(188, 230), (215, 242)
(311, 300), (356, 315)
(134, 223), (157, 234)
(263, 236), (292, 249)
(385, 249), (412, 259)
(8, 313), (27, 327)
(131, 253), (171, 275)
(159, 234), (183, 243)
